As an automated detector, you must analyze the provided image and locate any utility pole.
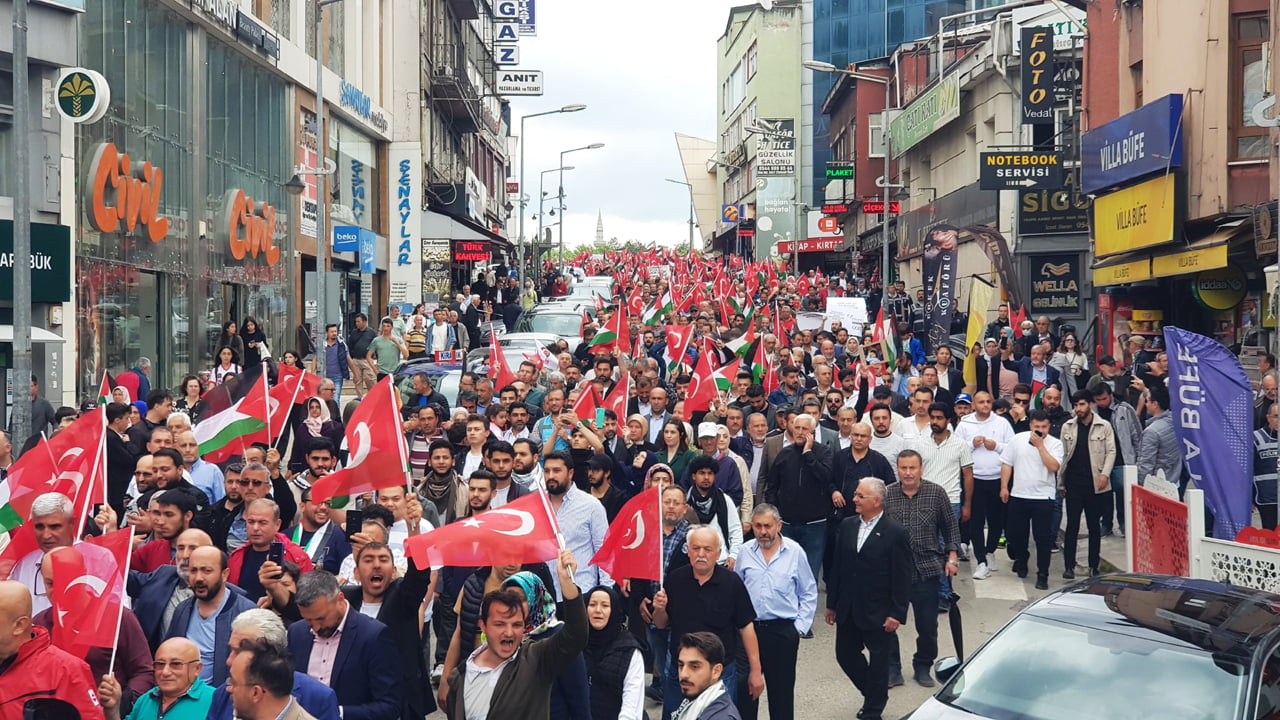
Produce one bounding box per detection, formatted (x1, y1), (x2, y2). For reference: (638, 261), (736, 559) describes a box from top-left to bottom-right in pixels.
(11, 0), (31, 444)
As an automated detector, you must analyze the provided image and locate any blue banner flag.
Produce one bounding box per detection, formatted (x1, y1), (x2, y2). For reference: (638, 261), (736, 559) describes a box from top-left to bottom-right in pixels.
(1164, 327), (1254, 538)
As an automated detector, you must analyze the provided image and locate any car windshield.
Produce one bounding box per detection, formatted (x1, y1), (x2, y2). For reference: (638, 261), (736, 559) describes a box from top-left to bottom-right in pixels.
(935, 614), (1246, 720)
(431, 371), (460, 402)
(525, 314), (583, 337)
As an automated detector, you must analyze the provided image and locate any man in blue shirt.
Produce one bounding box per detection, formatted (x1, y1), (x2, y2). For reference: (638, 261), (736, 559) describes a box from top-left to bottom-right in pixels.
(165, 546), (257, 686)
(734, 503), (817, 720)
(101, 637), (213, 720)
(177, 430), (225, 503)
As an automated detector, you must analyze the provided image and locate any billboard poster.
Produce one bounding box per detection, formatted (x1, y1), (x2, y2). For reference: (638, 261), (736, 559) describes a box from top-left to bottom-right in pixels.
(922, 223), (959, 353)
(755, 176), (796, 250)
(422, 237), (451, 301)
(756, 118), (796, 177)
(298, 109), (318, 238)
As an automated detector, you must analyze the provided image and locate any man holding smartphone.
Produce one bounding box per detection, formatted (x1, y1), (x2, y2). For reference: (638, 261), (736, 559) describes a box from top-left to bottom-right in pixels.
(1000, 410), (1065, 591)
(227, 499), (313, 604)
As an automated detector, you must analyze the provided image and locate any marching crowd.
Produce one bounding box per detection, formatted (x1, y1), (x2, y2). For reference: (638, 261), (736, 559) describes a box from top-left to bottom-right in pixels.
(1, 257), (1278, 720)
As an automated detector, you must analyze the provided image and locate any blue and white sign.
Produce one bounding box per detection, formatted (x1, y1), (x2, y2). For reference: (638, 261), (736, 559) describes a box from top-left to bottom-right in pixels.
(333, 225), (360, 252)
(1081, 93), (1183, 195)
(387, 142), (423, 305)
(494, 0), (519, 18)
(517, 0), (537, 35)
(496, 22), (520, 43)
(496, 46), (520, 66)
(338, 79), (389, 133)
(358, 228), (376, 273)
(721, 204), (743, 224)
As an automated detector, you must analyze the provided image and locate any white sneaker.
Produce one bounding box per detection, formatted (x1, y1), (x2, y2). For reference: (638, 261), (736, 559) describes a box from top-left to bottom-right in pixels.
(973, 562), (990, 580)
(987, 556), (999, 572)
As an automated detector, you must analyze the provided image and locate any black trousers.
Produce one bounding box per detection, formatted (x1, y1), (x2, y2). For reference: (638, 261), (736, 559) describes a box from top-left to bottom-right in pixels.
(1063, 491), (1109, 571)
(431, 592), (458, 666)
(887, 576), (941, 673)
(969, 478), (1004, 565)
(1261, 504), (1278, 530)
(835, 618), (895, 718)
(1005, 497), (1055, 578)
(740, 619), (799, 720)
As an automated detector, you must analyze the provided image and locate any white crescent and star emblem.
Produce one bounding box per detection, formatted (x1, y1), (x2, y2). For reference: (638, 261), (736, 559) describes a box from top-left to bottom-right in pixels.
(66, 574), (108, 596)
(486, 508), (535, 536)
(622, 510), (646, 550)
(348, 422), (372, 467)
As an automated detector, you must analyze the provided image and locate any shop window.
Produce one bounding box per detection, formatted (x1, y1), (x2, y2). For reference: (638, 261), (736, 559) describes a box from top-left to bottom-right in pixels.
(868, 112), (885, 158)
(329, 120), (380, 234)
(1232, 13), (1269, 160)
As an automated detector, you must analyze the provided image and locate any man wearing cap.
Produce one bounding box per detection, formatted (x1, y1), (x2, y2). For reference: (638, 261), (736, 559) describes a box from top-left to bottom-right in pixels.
(1087, 355), (1138, 408)
(952, 393), (973, 421)
(585, 453), (627, 522)
(681, 422), (746, 509)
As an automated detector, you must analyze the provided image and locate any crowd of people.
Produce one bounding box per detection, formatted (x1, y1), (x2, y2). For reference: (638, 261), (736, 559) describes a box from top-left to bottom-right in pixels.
(2, 258), (1278, 720)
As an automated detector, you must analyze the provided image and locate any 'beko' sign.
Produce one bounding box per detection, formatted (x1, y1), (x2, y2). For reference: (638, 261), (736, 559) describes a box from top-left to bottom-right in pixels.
(1081, 93), (1183, 195)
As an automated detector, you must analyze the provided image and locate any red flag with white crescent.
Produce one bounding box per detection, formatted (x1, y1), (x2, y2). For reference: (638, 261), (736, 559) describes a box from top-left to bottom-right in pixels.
(685, 351), (720, 414)
(590, 487), (662, 583)
(310, 376), (409, 503)
(50, 528), (131, 656)
(405, 491), (562, 569)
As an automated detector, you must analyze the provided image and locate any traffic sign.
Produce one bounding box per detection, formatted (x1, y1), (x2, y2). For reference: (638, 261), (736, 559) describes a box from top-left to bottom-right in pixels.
(496, 70), (543, 96)
(862, 200), (900, 215)
(978, 151), (1064, 190)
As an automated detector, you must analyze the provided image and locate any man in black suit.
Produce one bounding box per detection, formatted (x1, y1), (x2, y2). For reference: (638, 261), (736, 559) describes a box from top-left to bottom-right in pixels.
(105, 402), (139, 516)
(825, 477), (912, 720)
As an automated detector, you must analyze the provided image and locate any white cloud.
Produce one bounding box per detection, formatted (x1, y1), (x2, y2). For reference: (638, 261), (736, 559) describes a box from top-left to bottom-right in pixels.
(506, 0), (740, 249)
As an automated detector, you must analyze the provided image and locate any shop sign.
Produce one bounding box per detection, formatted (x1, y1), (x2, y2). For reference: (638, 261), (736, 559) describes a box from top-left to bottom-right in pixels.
(298, 110), (319, 238)
(1092, 173), (1178, 257)
(777, 238), (842, 253)
(1020, 27), (1054, 125)
(333, 225), (360, 252)
(338, 80), (389, 133)
(359, 230), (376, 274)
(517, 0), (536, 35)
(1150, 244), (1227, 279)
(496, 70), (544, 96)
(389, 143), (423, 289)
(824, 163), (854, 180)
(1028, 253), (1080, 312)
(55, 68), (110, 124)
(234, 12), (279, 59)
(216, 189), (281, 266)
(1018, 167), (1090, 235)
(422, 236), (450, 300)
(979, 151), (1063, 190)
(822, 203), (850, 215)
(350, 159), (367, 225)
(1011, 5), (1087, 52)
(191, 0), (237, 32)
(0, 221), (72, 303)
(755, 176), (796, 249)
(1253, 202), (1277, 259)
(455, 240), (490, 263)
(1081, 93), (1183, 194)
(1093, 258), (1150, 286)
(756, 118), (796, 177)
(861, 200), (899, 215)
(1193, 266), (1247, 311)
(82, 143), (170, 243)
(890, 72), (960, 156)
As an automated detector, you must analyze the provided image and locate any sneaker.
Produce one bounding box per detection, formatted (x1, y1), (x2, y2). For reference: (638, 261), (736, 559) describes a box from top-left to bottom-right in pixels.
(973, 562), (991, 580)
(987, 556), (999, 572)
(430, 665), (443, 682)
(998, 534), (1007, 548)
(1051, 543), (1062, 553)
(1035, 574), (1049, 590)
(913, 667), (936, 688)
(957, 543), (970, 562)
(888, 668), (904, 688)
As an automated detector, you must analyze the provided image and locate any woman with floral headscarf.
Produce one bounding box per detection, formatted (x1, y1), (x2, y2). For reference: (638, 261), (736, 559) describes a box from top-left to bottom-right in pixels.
(585, 585), (644, 720)
(288, 395), (343, 471)
(503, 571), (591, 720)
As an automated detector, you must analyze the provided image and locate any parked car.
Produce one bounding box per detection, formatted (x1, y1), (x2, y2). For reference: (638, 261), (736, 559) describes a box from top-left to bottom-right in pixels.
(478, 318), (506, 346)
(909, 573), (1280, 720)
(464, 332), (564, 374)
(511, 307), (588, 352)
(392, 360), (463, 406)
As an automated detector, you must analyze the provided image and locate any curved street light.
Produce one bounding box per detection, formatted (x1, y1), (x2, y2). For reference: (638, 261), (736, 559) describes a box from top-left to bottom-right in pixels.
(557, 143), (606, 263)
(518, 104), (588, 283)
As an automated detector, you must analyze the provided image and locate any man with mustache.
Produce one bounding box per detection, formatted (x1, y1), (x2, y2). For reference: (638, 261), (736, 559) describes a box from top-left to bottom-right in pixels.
(164, 546), (257, 686)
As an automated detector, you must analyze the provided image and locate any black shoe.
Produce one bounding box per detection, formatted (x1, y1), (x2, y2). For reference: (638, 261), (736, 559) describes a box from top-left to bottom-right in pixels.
(887, 668), (904, 688)
(1014, 563), (1028, 578)
(644, 684), (662, 702)
(800, 629), (814, 639)
(914, 667), (936, 687)
(1090, 567), (1101, 576)
(1062, 567), (1076, 580)
(1035, 574), (1049, 590)
(938, 598), (950, 613)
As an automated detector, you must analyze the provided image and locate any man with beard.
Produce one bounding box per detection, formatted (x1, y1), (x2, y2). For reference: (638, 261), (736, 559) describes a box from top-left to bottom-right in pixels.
(733, 505), (817, 720)
(177, 430), (225, 504)
(343, 542), (437, 720)
(295, 439), (338, 514)
(729, 413), (769, 499)
(1093, 384), (1142, 538)
(288, 570), (401, 720)
(429, 470), (498, 683)
(633, 485), (694, 703)
(290, 488), (350, 574)
(511, 437), (546, 491)
(911, 403), (973, 610)
(1057, 390), (1116, 579)
(407, 404), (446, 484)
(507, 401), (533, 440)
(685, 454), (744, 568)
(955, 392), (1015, 580)
(533, 388), (571, 451)
(586, 454), (628, 522)
(485, 440), (527, 508)
(867, 404), (906, 481)
(166, 546), (258, 686)
(228, 499), (314, 604)
(128, 528), (213, 648)
(417, 439), (468, 522)
(213, 463), (273, 552)
(545, 450), (610, 595)
(764, 414), (835, 585)
(119, 488), (199, 573)
(209, 463), (246, 551)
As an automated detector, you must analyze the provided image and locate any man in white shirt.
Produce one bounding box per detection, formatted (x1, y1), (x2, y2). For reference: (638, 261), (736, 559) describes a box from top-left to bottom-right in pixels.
(999, 409), (1064, 591)
(428, 307), (454, 354)
(955, 391), (1015, 580)
(894, 387), (934, 440)
(9, 493), (117, 615)
(867, 403), (906, 481)
(375, 485), (435, 558)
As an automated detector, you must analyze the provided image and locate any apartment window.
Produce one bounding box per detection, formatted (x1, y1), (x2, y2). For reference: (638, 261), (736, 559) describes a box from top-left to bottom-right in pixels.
(868, 112), (885, 158)
(1232, 14), (1269, 159)
(269, 0), (290, 39)
(745, 42), (758, 80)
(724, 63), (746, 113)
(327, 1), (346, 76)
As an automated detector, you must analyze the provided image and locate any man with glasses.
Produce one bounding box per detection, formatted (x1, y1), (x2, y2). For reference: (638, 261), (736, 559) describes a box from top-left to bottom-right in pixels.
(217, 464), (274, 552)
(101, 638), (209, 720)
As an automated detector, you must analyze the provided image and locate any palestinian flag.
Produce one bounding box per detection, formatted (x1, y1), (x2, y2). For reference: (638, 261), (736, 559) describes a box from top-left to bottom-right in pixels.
(871, 307), (897, 368)
(750, 336), (771, 385)
(193, 365), (271, 462)
(726, 324), (756, 358)
(713, 357), (742, 392)
(589, 303), (629, 352)
(642, 291), (673, 326)
(96, 371), (114, 405)
(1031, 380), (1048, 409)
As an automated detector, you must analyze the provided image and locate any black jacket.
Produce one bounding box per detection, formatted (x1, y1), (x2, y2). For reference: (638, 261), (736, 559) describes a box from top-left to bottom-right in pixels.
(764, 442), (835, 524)
(342, 561), (436, 719)
(826, 515), (913, 630)
(106, 431), (138, 515)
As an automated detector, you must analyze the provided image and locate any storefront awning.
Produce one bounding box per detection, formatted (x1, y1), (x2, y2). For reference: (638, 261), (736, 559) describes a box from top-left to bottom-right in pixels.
(0, 326), (65, 343)
(1092, 223), (1248, 287)
(421, 209), (513, 249)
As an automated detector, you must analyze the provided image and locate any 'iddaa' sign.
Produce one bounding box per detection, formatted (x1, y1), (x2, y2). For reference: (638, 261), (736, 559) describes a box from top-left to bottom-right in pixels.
(339, 80), (389, 133)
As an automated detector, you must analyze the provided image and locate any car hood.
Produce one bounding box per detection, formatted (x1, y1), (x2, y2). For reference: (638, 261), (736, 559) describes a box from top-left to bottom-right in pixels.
(907, 697), (987, 720)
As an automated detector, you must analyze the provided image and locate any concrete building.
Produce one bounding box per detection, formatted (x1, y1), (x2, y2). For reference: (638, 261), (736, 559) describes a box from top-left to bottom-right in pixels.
(713, 0), (804, 262)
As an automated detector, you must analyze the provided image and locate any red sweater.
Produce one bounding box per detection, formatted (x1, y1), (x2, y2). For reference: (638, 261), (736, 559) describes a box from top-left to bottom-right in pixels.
(227, 533), (313, 586)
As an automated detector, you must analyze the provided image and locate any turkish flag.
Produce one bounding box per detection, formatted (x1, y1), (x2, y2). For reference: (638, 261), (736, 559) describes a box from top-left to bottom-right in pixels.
(405, 491), (562, 570)
(627, 285), (645, 317)
(1, 435), (62, 526)
(685, 350), (720, 414)
(663, 326), (694, 373)
(50, 528), (131, 656)
(571, 384), (601, 421)
(0, 524), (39, 580)
(590, 486), (662, 583)
(490, 339), (517, 389)
(47, 407), (107, 523)
(310, 376), (410, 503)
(270, 365), (323, 441)
(603, 373), (631, 420)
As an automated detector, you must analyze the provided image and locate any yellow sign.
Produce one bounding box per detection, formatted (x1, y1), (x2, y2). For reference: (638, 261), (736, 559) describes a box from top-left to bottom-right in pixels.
(1150, 244), (1227, 278)
(1193, 266), (1246, 310)
(1093, 174), (1177, 257)
(1094, 259), (1151, 286)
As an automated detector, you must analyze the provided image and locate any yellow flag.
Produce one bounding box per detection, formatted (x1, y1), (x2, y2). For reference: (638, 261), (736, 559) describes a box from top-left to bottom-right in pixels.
(963, 279), (996, 388)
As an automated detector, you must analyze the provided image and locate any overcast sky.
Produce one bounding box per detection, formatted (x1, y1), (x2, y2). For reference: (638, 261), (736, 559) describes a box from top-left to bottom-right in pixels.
(507, 0), (741, 250)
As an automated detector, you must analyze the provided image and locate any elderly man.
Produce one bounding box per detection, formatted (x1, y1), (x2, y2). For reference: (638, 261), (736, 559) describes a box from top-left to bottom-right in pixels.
(165, 546), (258, 686)
(204, 609), (339, 720)
(100, 638), (206, 720)
(0, 580), (104, 720)
(734, 504), (817, 720)
(12, 492), (119, 615)
(175, 429), (224, 504)
(225, 640), (314, 720)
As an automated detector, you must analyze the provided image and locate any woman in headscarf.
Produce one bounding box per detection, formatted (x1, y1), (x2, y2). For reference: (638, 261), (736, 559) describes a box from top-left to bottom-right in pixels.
(503, 571), (591, 720)
(240, 316), (268, 366)
(111, 386), (131, 405)
(521, 278), (539, 310)
(288, 395), (344, 472)
(584, 585), (645, 720)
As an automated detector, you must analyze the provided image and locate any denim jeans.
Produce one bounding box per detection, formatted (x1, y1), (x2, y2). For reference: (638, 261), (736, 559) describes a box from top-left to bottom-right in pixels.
(664, 648), (739, 719)
(888, 576), (942, 673)
(781, 520), (827, 585)
(648, 626), (671, 688)
(1100, 466), (1126, 533)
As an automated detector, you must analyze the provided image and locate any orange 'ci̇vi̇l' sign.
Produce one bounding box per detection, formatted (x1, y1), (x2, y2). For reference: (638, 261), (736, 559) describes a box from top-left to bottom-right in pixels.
(84, 142), (170, 243)
(219, 189), (281, 266)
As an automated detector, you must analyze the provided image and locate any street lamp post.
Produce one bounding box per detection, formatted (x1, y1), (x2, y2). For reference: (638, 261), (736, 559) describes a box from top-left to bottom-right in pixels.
(557, 143), (604, 264)
(518, 104), (586, 285)
(803, 60), (898, 288)
(665, 178), (696, 254)
(537, 166), (573, 263)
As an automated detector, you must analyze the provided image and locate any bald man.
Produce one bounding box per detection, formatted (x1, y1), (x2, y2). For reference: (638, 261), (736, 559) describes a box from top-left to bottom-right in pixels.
(101, 638), (212, 720)
(176, 430), (225, 504)
(128, 528), (214, 650)
(31, 550), (154, 717)
(165, 547), (257, 686)
(0, 580), (105, 720)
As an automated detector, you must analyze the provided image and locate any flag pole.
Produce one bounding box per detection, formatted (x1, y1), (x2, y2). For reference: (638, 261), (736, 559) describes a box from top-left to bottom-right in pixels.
(275, 368), (306, 450)
(656, 484), (665, 588)
(536, 489), (567, 550)
(106, 529), (132, 677)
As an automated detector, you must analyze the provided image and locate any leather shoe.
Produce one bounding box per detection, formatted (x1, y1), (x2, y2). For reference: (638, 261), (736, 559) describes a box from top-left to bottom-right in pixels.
(1062, 567), (1075, 579)
(1090, 567), (1101, 576)
(887, 668), (904, 688)
(914, 667), (936, 687)
(1013, 562), (1028, 578)
(1035, 574), (1049, 590)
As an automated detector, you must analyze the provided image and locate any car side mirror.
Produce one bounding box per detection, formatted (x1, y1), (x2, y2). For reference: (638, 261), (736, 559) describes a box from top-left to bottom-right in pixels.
(934, 656), (961, 683)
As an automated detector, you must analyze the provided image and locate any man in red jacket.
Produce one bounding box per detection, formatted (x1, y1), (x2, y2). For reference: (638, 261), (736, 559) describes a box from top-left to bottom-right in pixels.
(227, 499), (312, 604)
(0, 579), (105, 720)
